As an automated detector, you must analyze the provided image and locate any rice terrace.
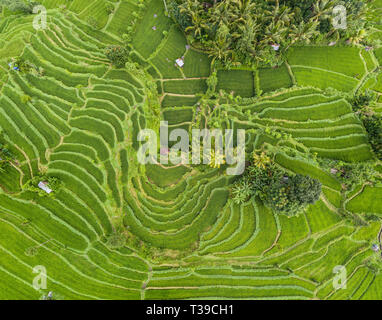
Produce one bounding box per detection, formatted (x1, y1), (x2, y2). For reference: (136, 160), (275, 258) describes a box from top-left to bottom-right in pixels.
(0, 0), (382, 301)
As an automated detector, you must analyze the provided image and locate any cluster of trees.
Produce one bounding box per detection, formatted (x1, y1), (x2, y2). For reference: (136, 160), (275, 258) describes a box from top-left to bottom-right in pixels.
(168, 0), (371, 66)
(232, 150), (322, 216)
(0, 142), (14, 173)
(0, 0), (40, 14)
(105, 45), (130, 68)
(320, 158), (378, 190)
(363, 114), (382, 160)
(350, 91), (382, 160)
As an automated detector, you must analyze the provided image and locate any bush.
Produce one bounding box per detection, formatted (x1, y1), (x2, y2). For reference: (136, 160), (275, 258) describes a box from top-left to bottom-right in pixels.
(105, 3), (114, 14)
(349, 91), (382, 160)
(105, 45), (129, 68)
(231, 153), (322, 216)
(0, 0), (39, 14)
(362, 114), (382, 160)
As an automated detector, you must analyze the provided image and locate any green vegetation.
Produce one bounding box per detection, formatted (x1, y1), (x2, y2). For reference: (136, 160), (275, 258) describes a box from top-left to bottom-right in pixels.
(0, 0), (381, 301)
(233, 150), (322, 216)
(169, 0), (372, 66)
(105, 45), (130, 68)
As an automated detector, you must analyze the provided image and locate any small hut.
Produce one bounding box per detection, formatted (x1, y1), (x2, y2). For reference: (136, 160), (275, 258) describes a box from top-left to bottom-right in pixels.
(38, 181), (53, 194)
(175, 58), (184, 68)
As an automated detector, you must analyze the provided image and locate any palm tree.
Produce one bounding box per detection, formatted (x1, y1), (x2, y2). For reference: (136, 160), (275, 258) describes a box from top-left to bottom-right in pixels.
(185, 12), (210, 38)
(311, 0), (336, 22)
(209, 149), (226, 169)
(207, 36), (234, 63)
(284, 20), (319, 51)
(235, 17), (260, 56)
(252, 150), (271, 170)
(180, 0), (208, 38)
(232, 177), (252, 204)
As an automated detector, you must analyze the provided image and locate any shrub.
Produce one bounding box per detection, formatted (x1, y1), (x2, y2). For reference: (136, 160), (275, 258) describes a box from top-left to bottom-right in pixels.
(349, 91), (382, 160)
(105, 45), (129, 68)
(21, 95), (32, 104)
(0, 0), (39, 14)
(0, 139), (15, 173)
(23, 175), (63, 197)
(86, 16), (100, 29)
(106, 233), (126, 248)
(350, 90), (376, 112)
(168, 1), (191, 31)
(105, 3), (114, 14)
(362, 114), (382, 160)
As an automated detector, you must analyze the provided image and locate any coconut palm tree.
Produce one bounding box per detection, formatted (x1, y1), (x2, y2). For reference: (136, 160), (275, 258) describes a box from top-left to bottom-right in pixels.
(311, 0), (336, 22)
(206, 36), (234, 63)
(252, 150), (271, 170)
(209, 149), (226, 169)
(284, 20), (319, 51)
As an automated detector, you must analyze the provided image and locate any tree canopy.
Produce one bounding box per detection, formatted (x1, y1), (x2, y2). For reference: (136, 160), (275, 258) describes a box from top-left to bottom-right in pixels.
(169, 0), (372, 67)
(232, 150), (322, 217)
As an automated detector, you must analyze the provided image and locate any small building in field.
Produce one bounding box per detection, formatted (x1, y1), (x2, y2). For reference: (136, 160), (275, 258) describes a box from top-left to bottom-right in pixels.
(175, 58), (184, 68)
(38, 181), (52, 194)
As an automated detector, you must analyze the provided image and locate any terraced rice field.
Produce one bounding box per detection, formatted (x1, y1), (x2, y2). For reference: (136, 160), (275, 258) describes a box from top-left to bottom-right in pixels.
(0, 0), (381, 300)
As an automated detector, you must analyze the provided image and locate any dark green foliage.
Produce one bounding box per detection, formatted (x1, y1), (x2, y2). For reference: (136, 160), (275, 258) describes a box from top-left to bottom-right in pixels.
(288, 174), (322, 205)
(232, 162), (322, 216)
(168, 0), (191, 30)
(350, 90), (376, 112)
(105, 45), (129, 68)
(0, 0), (40, 14)
(206, 71), (218, 93)
(255, 166), (322, 216)
(349, 91), (382, 160)
(0, 134), (15, 173)
(9, 57), (39, 74)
